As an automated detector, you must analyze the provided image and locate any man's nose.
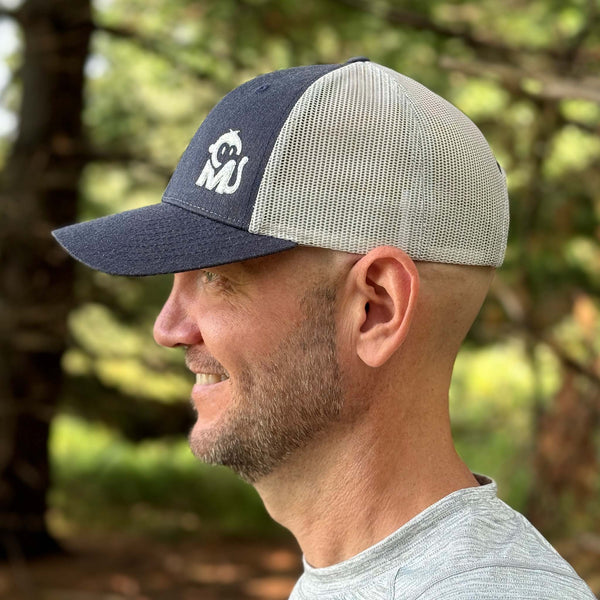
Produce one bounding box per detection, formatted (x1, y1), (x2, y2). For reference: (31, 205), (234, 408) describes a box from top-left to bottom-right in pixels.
(153, 284), (202, 348)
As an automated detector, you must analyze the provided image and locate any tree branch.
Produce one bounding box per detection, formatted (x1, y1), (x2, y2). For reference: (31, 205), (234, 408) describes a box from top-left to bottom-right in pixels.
(490, 283), (600, 394)
(95, 23), (210, 80)
(440, 56), (600, 104)
(541, 337), (600, 393)
(337, 0), (548, 65)
(337, 0), (598, 70)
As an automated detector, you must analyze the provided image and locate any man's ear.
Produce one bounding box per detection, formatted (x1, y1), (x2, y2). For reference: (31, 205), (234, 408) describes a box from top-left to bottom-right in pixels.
(346, 246), (419, 368)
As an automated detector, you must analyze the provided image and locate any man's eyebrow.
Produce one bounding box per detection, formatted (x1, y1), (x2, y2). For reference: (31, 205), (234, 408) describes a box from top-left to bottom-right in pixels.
(236, 253), (283, 275)
(211, 259), (262, 279)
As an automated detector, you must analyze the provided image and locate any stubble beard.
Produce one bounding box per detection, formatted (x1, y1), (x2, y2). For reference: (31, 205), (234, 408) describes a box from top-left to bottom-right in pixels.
(188, 284), (344, 483)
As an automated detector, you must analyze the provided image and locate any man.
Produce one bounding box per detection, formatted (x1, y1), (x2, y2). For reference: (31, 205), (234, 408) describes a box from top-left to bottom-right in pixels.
(53, 58), (596, 599)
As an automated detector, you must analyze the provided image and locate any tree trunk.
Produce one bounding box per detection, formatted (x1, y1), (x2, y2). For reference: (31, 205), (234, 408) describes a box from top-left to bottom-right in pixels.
(527, 368), (600, 537)
(0, 0), (91, 559)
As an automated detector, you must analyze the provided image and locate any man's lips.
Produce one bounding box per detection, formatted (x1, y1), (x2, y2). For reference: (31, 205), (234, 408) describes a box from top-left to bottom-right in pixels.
(186, 348), (229, 386)
(195, 373), (229, 385)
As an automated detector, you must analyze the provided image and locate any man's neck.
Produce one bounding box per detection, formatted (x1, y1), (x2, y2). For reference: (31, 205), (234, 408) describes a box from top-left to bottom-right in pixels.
(254, 401), (478, 568)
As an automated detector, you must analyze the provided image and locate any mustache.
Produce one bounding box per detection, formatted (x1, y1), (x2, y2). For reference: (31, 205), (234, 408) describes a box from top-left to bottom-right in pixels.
(185, 346), (228, 375)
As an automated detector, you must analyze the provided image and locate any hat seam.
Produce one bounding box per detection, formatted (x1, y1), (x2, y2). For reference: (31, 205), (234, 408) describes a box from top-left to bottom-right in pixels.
(246, 63), (347, 231)
(163, 195), (247, 228)
(376, 66), (429, 256)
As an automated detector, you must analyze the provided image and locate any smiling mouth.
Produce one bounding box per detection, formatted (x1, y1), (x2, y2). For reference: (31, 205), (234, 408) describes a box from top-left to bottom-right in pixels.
(195, 373), (229, 385)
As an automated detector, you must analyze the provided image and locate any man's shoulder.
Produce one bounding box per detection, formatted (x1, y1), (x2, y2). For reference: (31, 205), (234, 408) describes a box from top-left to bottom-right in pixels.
(289, 480), (596, 600)
(410, 563), (596, 599)
(392, 487), (596, 599)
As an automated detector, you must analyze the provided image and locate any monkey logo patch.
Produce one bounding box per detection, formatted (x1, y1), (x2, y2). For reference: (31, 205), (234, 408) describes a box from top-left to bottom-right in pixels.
(195, 130), (249, 195)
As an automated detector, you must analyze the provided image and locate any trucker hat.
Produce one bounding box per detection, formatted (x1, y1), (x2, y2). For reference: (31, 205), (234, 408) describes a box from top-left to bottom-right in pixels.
(53, 57), (509, 276)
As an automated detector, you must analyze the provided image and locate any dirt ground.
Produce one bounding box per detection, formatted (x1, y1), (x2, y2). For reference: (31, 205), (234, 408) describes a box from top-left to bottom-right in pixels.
(0, 534), (303, 600)
(1, 534), (598, 600)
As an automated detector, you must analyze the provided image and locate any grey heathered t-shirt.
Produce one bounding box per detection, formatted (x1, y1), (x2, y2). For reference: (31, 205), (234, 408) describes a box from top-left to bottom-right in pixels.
(289, 475), (596, 599)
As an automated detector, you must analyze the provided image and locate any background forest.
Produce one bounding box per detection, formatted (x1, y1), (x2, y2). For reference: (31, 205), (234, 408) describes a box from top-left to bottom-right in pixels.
(0, 0), (599, 598)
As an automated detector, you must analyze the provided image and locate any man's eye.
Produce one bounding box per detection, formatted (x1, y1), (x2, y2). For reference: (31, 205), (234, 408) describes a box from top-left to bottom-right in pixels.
(197, 269), (235, 294)
(201, 270), (220, 283)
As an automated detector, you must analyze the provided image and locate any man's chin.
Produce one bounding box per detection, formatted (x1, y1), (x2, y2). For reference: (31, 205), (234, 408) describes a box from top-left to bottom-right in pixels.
(187, 425), (278, 484)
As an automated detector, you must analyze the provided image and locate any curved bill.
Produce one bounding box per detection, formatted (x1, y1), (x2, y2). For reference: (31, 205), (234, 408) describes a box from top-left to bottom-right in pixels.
(52, 202), (297, 276)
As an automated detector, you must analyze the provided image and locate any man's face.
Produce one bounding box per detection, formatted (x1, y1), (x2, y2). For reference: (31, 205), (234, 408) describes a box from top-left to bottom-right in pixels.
(153, 249), (346, 483)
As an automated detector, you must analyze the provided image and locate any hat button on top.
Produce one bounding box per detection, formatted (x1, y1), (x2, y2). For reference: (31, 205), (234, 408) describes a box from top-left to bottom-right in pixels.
(344, 56), (370, 64)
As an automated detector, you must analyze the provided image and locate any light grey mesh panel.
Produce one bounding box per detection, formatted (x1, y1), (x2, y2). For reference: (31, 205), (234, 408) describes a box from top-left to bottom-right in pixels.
(249, 61), (509, 266)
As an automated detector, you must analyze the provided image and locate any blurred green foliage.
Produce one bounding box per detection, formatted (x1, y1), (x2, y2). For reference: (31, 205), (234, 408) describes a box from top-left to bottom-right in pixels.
(1, 0), (599, 546)
(49, 415), (283, 540)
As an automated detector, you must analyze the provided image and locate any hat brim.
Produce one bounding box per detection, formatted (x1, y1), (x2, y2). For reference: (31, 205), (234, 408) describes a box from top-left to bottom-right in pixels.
(52, 202), (297, 276)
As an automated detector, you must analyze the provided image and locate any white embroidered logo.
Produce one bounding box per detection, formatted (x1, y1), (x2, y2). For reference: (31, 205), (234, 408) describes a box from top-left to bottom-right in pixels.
(195, 130), (249, 195)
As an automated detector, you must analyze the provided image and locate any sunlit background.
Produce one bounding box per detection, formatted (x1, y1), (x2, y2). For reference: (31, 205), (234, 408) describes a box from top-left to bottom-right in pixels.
(1, 0), (599, 597)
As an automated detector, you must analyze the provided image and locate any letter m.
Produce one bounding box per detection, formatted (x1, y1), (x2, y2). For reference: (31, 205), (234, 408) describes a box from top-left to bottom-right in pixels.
(196, 160), (218, 191)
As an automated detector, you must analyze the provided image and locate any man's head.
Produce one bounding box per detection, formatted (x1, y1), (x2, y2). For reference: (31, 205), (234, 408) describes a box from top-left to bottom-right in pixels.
(53, 57), (509, 481)
(150, 243), (494, 483)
